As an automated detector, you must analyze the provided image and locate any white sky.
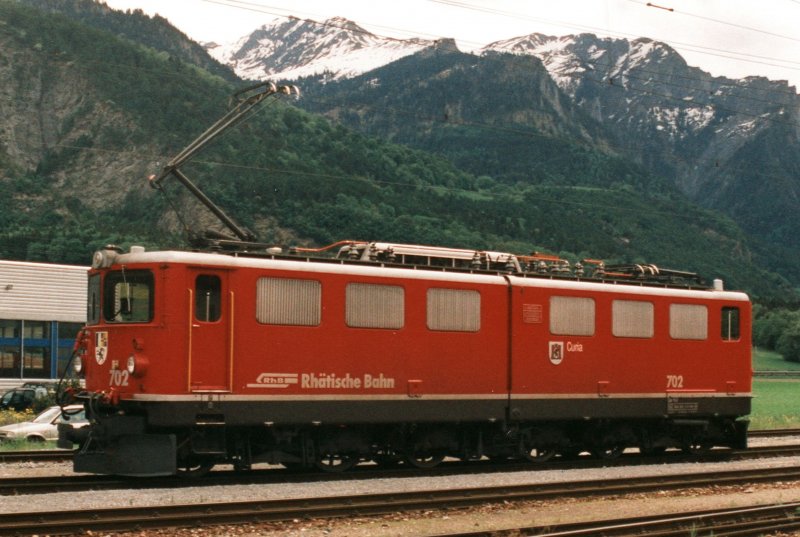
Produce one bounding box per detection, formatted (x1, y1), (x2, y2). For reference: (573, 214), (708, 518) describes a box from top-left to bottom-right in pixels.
(103, 0), (800, 88)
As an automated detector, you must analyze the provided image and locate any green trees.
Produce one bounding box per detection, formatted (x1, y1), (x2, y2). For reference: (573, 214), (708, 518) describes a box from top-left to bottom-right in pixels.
(754, 308), (800, 363)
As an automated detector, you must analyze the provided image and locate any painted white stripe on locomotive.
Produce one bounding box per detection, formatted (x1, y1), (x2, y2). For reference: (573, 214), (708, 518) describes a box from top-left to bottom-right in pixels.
(510, 276), (749, 301)
(129, 392), (751, 402)
(111, 250), (749, 302)
(111, 250), (507, 286)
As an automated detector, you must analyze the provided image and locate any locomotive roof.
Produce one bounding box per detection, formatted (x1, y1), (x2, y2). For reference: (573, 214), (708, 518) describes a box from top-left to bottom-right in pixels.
(95, 247), (750, 303)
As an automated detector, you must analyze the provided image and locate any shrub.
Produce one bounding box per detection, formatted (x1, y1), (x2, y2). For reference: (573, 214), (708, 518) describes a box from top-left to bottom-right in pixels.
(0, 408), (35, 426)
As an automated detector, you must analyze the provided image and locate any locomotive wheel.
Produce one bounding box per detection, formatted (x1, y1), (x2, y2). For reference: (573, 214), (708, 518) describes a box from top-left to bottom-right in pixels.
(682, 441), (712, 456)
(315, 452), (358, 472)
(176, 459), (215, 478)
(520, 445), (556, 463)
(373, 450), (403, 468)
(519, 431), (556, 463)
(404, 451), (445, 468)
(592, 445), (624, 460)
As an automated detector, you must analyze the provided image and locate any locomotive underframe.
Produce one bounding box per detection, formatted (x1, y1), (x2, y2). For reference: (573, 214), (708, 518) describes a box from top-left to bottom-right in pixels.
(65, 396), (750, 476)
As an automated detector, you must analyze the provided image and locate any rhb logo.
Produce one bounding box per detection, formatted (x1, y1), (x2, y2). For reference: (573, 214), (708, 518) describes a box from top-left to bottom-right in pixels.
(246, 373), (299, 389)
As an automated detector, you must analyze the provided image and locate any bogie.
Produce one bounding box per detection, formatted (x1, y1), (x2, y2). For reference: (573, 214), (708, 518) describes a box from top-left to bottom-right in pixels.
(128, 417), (748, 475)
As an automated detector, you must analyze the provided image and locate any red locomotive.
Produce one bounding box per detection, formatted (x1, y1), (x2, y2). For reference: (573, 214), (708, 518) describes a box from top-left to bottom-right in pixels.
(60, 240), (751, 475)
(59, 84), (751, 476)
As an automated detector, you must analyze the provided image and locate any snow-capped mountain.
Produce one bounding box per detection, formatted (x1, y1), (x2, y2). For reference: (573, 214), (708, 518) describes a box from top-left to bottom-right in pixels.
(269, 24), (800, 282)
(206, 16), (434, 81)
(481, 33), (796, 143)
(207, 16), (800, 282)
(480, 33), (800, 204)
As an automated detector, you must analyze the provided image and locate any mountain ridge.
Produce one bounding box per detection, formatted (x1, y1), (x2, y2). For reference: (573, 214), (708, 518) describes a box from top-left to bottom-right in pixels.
(224, 15), (800, 284)
(1, 1), (796, 301)
(207, 16), (434, 82)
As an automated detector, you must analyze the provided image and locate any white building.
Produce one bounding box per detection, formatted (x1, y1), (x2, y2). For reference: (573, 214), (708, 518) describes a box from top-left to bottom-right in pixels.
(0, 260), (87, 390)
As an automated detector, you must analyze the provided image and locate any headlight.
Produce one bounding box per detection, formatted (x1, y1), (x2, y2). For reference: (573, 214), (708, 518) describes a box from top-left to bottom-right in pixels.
(73, 355), (83, 375)
(126, 354), (149, 377)
(91, 246), (121, 269)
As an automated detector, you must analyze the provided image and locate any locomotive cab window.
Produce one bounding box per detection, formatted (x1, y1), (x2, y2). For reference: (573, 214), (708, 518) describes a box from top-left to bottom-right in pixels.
(195, 275), (221, 323)
(102, 270), (154, 323)
(721, 306), (740, 341)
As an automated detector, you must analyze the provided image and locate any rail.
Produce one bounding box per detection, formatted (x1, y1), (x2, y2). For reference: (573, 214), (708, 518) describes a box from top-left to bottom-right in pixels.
(436, 502), (800, 537)
(1, 465), (800, 535)
(753, 370), (800, 378)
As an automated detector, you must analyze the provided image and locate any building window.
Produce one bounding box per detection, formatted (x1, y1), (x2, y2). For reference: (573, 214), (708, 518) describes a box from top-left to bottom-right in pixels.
(23, 321), (49, 378)
(0, 343), (19, 378)
(256, 277), (321, 326)
(670, 304), (708, 340)
(22, 320), (47, 340)
(23, 347), (47, 378)
(0, 320), (54, 378)
(722, 306), (740, 341)
(612, 300), (654, 338)
(103, 270), (154, 323)
(0, 319), (18, 339)
(550, 296), (595, 336)
(346, 283), (404, 329)
(427, 288), (480, 332)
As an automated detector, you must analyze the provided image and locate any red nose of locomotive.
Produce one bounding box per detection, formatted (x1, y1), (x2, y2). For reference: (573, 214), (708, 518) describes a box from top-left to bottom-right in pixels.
(69, 246), (159, 407)
(80, 330), (150, 401)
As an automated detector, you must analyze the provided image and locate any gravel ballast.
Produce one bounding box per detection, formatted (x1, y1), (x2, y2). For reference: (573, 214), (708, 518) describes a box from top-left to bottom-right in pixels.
(2, 436), (800, 536)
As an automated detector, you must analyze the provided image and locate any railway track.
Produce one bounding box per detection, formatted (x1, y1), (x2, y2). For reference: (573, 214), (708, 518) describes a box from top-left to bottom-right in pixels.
(749, 427), (800, 437)
(0, 449), (74, 463)
(437, 502), (800, 537)
(2, 443), (800, 496)
(1, 465), (800, 536)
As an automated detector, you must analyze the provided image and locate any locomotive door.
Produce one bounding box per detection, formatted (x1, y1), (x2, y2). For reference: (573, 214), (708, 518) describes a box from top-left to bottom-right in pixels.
(188, 269), (231, 392)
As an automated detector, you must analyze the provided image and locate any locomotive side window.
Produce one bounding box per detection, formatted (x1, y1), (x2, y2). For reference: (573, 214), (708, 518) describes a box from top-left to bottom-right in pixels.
(427, 288), (480, 332)
(256, 277), (321, 326)
(669, 304), (708, 340)
(102, 270), (154, 323)
(195, 275), (221, 323)
(346, 283), (404, 329)
(550, 296), (595, 336)
(87, 274), (101, 325)
(612, 300), (654, 338)
(721, 306), (740, 341)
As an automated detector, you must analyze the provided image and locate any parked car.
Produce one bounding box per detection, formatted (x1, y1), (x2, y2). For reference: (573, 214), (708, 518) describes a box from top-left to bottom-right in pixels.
(0, 383), (56, 412)
(0, 387), (38, 411)
(0, 405), (87, 442)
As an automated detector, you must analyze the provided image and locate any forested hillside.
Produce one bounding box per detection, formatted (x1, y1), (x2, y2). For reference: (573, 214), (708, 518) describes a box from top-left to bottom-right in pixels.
(0, 1), (794, 301)
(23, 0), (238, 82)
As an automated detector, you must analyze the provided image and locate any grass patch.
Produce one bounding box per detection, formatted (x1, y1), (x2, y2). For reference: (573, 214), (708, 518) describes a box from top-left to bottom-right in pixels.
(753, 348), (800, 371)
(750, 379), (800, 429)
(0, 438), (56, 451)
